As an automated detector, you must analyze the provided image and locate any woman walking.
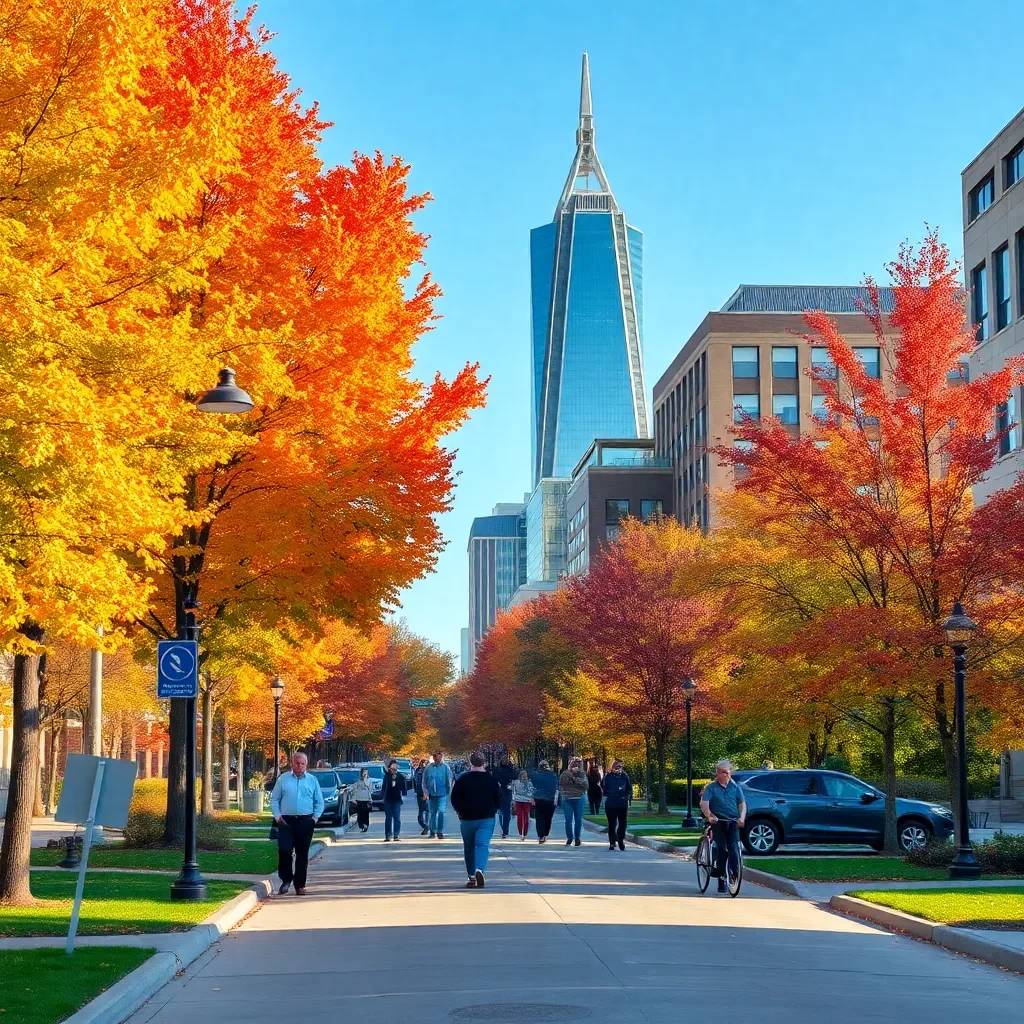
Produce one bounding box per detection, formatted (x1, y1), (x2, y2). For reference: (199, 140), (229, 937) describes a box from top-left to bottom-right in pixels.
(587, 761), (603, 816)
(382, 760), (407, 842)
(351, 768), (373, 832)
(511, 770), (535, 839)
(559, 757), (588, 847)
(530, 760), (558, 844)
(601, 760), (632, 851)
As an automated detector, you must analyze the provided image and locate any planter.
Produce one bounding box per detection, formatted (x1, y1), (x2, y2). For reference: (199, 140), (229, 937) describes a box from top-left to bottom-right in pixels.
(242, 790), (265, 813)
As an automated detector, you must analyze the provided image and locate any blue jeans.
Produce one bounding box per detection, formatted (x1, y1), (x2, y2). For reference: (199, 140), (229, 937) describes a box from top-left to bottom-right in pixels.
(498, 789), (513, 835)
(562, 797), (583, 841)
(384, 801), (401, 838)
(460, 817), (495, 877)
(428, 795), (447, 834)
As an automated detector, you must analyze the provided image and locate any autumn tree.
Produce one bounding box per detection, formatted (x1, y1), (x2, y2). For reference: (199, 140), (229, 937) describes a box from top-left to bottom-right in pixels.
(720, 232), (1024, 840)
(560, 519), (737, 813)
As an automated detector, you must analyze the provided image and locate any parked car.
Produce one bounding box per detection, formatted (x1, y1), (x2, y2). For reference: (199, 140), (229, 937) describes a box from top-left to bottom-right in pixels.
(309, 769), (347, 826)
(734, 769), (954, 855)
(393, 758), (414, 786)
(349, 762), (385, 808)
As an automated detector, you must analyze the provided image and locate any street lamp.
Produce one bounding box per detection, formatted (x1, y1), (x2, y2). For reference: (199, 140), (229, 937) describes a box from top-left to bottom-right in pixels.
(170, 369), (254, 903)
(681, 677), (698, 827)
(270, 676), (285, 782)
(943, 600), (979, 880)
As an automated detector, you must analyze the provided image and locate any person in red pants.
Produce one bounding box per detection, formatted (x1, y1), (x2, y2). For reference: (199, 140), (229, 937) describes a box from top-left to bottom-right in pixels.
(511, 770), (535, 840)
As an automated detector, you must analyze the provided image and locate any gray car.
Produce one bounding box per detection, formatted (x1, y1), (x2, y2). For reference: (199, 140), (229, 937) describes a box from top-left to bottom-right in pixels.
(732, 769), (955, 855)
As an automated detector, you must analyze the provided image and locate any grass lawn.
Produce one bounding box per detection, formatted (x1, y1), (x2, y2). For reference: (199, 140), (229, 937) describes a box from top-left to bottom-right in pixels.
(0, 946), (155, 1022)
(750, 857), (950, 881)
(852, 887), (1024, 929)
(212, 810), (273, 825)
(32, 842), (279, 875)
(585, 814), (686, 826)
(629, 826), (704, 838)
(0, 872), (249, 937)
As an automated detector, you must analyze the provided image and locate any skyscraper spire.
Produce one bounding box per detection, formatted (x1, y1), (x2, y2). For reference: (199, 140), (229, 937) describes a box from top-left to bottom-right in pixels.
(556, 52), (613, 216)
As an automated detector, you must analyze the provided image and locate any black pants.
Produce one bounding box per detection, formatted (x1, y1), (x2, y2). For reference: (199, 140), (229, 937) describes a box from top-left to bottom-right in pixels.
(277, 814), (315, 888)
(416, 796), (429, 830)
(588, 792), (602, 815)
(355, 801), (371, 829)
(712, 820), (740, 881)
(498, 789), (513, 835)
(606, 806), (627, 847)
(534, 798), (555, 839)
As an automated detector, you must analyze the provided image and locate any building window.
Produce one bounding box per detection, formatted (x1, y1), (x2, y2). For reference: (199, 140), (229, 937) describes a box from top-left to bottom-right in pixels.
(771, 346), (798, 378)
(972, 262), (989, 342)
(733, 394), (760, 423)
(969, 173), (994, 221)
(1019, 231), (1024, 322)
(1006, 140), (1024, 190)
(733, 439), (754, 454)
(732, 346), (759, 379)
(640, 499), (663, 522)
(772, 393), (798, 425)
(605, 499), (629, 524)
(853, 347), (881, 379)
(997, 392), (1019, 456)
(996, 245), (1012, 331)
(812, 395), (831, 423)
(811, 348), (836, 378)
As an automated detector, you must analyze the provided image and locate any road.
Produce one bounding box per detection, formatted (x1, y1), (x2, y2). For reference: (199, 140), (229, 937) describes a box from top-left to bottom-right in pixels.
(126, 814), (1023, 1023)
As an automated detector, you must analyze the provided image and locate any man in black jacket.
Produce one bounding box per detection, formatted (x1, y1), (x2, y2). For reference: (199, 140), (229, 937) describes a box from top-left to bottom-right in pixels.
(451, 751), (502, 888)
(492, 753), (518, 839)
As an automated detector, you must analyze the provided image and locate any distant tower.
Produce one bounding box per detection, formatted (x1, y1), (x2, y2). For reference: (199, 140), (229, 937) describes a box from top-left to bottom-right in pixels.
(530, 53), (649, 487)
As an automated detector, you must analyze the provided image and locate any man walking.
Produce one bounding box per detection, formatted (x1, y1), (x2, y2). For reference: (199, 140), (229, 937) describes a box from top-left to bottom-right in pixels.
(559, 756), (588, 847)
(413, 757), (430, 835)
(422, 750), (453, 839)
(492, 753), (518, 839)
(601, 760), (632, 852)
(270, 751), (324, 895)
(451, 751), (502, 887)
(530, 759), (558, 844)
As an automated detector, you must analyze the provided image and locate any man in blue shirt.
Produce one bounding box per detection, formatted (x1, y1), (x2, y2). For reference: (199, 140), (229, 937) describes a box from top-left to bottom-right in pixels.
(270, 751), (324, 895)
(421, 750), (453, 839)
(700, 759), (746, 894)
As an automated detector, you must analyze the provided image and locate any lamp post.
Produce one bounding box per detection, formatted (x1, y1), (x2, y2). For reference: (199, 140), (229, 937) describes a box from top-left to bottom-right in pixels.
(170, 369), (253, 903)
(943, 601), (979, 880)
(681, 677), (698, 827)
(271, 676), (285, 783)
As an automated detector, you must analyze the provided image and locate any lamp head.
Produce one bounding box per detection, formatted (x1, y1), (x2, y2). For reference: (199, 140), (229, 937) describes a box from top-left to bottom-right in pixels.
(943, 601), (977, 648)
(196, 368), (254, 415)
(682, 677), (697, 694)
(269, 675), (285, 701)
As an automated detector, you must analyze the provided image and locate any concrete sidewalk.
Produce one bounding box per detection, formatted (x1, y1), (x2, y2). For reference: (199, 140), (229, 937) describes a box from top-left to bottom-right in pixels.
(120, 811), (1024, 1023)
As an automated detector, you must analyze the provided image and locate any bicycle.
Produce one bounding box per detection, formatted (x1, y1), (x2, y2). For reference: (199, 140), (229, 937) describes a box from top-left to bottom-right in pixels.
(695, 818), (743, 897)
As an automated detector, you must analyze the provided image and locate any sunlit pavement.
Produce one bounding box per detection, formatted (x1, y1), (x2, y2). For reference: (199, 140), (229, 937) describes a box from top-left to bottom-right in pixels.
(126, 814), (1024, 1023)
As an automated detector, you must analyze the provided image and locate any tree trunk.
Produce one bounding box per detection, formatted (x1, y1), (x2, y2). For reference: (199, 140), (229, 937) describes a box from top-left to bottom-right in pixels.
(219, 714), (231, 811)
(163, 698), (187, 844)
(200, 687), (214, 817)
(33, 729), (45, 817)
(655, 730), (669, 815)
(644, 734), (653, 812)
(43, 722), (61, 815)
(0, 625), (46, 904)
(882, 699), (899, 854)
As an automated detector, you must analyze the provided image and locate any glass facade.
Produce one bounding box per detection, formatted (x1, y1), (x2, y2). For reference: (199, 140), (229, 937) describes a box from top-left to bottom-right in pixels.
(526, 478), (569, 582)
(467, 512), (527, 670)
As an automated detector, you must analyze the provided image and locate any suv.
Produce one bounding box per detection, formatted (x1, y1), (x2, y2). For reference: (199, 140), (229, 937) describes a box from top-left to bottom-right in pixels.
(733, 769), (954, 855)
(309, 769), (347, 826)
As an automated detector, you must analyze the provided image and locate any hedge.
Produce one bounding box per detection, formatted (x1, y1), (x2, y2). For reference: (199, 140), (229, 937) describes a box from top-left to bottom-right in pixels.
(122, 779), (231, 850)
(907, 833), (1024, 874)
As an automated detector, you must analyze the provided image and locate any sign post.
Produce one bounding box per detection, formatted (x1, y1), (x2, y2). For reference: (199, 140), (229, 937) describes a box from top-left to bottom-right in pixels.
(55, 753), (138, 955)
(408, 697), (437, 708)
(156, 640), (199, 699)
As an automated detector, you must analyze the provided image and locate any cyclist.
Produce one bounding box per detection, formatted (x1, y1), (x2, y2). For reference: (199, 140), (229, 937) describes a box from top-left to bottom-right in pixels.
(699, 759), (746, 894)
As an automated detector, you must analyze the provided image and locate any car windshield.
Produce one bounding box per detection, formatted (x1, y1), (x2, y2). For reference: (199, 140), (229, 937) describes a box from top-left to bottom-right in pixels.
(822, 775), (875, 800)
(310, 771), (337, 787)
(362, 766), (385, 779)
(395, 759), (412, 770)
(335, 769), (361, 784)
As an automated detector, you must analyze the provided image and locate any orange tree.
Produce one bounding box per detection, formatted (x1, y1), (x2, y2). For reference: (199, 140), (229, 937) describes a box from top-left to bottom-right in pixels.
(559, 519), (737, 813)
(718, 232), (1024, 837)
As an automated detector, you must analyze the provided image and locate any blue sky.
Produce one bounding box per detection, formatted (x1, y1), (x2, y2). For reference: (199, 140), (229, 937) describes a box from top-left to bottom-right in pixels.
(256, 0), (1024, 662)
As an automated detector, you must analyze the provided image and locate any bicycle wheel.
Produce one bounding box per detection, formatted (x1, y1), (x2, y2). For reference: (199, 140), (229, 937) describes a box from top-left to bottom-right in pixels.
(695, 835), (712, 893)
(728, 849), (743, 897)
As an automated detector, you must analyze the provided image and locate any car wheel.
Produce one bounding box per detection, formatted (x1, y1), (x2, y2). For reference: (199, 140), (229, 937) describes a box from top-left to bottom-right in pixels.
(898, 819), (931, 852)
(743, 818), (780, 855)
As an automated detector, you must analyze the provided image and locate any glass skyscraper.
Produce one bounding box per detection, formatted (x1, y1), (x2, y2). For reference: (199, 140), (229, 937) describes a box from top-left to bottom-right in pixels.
(531, 53), (649, 487)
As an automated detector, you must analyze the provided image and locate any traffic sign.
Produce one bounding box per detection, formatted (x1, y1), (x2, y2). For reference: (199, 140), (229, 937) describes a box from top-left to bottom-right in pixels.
(157, 640), (199, 698)
(408, 697), (437, 708)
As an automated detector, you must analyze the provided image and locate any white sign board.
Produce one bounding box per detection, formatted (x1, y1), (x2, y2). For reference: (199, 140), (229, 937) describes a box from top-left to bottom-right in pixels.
(56, 753), (138, 829)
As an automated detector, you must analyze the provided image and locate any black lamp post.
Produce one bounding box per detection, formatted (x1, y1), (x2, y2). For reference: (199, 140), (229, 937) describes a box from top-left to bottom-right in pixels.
(944, 600), (979, 880)
(271, 676), (285, 782)
(170, 369), (253, 902)
(681, 677), (698, 827)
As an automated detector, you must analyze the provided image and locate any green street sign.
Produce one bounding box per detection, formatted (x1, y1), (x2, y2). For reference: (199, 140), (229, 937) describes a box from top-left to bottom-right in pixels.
(408, 697), (437, 708)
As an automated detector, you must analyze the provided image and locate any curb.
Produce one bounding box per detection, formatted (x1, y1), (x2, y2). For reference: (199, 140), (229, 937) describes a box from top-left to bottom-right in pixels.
(64, 838), (334, 1024)
(742, 867), (803, 897)
(582, 818), (691, 859)
(830, 894), (1024, 974)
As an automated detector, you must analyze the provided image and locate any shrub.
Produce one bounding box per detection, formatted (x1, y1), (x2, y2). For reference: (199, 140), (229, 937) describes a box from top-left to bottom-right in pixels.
(664, 779), (710, 807)
(906, 833), (1024, 874)
(866, 777), (950, 803)
(821, 754), (850, 773)
(905, 839), (954, 869)
(122, 778), (232, 850)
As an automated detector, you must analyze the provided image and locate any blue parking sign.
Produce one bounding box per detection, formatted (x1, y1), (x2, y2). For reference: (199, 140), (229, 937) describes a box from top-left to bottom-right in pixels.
(157, 640), (199, 698)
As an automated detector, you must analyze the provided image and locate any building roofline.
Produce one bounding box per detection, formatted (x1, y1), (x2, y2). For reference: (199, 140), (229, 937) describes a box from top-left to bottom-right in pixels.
(962, 105), (1024, 178)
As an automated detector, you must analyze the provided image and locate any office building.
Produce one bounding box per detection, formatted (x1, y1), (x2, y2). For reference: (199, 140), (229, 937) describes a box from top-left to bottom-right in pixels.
(530, 53), (649, 487)
(962, 106), (1024, 505)
(466, 504), (527, 673)
(525, 478), (569, 584)
(565, 439), (673, 576)
(653, 285), (897, 530)
(459, 628), (471, 678)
